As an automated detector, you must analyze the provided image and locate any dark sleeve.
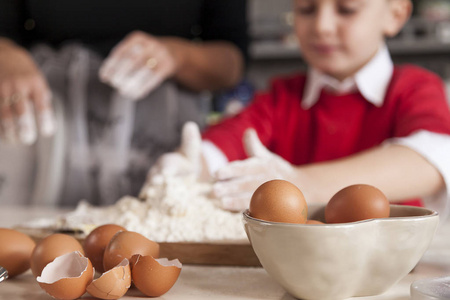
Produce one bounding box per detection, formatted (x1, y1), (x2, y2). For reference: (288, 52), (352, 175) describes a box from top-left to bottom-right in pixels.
(0, 0), (27, 45)
(200, 0), (249, 64)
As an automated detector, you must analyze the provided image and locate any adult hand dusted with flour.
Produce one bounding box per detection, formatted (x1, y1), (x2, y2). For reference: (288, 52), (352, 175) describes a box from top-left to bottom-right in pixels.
(140, 122), (206, 196)
(0, 39), (55, 145)
(99, 31), (177, 100)
(213, 129), (302, 211)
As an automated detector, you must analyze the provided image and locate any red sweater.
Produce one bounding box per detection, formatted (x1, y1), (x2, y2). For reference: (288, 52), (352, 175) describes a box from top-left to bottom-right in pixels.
(203, 65), (450, 205)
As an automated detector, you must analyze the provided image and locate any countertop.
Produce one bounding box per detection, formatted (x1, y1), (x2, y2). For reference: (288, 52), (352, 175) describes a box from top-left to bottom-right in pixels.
(1, 205), (450, 300)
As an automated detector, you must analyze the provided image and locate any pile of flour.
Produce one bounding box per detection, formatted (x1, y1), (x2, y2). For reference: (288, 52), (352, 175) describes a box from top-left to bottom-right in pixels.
(29, 175), (248, 243)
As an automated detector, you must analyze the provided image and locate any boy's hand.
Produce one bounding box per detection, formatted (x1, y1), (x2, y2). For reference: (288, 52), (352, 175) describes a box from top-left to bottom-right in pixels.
(139, 122), (205, 197)
(213, 129), (300, 211)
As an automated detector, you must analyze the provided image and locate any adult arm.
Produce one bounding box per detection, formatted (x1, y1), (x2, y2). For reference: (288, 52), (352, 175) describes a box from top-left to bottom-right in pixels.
(160, 37), (245, 91)
(99, 0), (248, 98)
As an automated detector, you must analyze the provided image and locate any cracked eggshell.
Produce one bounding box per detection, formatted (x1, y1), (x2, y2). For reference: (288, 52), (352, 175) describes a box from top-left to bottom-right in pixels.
(86, 258), (131, 300)
(130, 254), (182, 297)
(83, 224), (126, 274)
(103, 231), (159, 271)
(0, 228), (35, 277)
(37, 251), (94, 300)
(31, 233), (85, 277)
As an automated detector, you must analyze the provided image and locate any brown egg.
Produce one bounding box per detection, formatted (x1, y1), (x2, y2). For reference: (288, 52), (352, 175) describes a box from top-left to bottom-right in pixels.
(0, 228), (35, 277)
(325, 184), (390, 223)
(130, 255), (181, 297)
(249, 179), (308, 223)
(86, 258), (131, 300)
(30, 233), (84, 277)
(306, 220), (324, 225)
(103, 231), (160, 272)
(83, 224), (126, 273)
(37, 251), (94, 300)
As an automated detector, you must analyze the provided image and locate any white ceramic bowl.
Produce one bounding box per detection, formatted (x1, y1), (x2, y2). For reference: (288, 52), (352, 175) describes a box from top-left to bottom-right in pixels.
(243, 204), (439, 300)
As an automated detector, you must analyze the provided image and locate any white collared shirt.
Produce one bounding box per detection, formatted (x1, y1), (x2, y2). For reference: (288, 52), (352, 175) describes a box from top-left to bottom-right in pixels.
(302, 44), (393, 109)
(202, 45), (450, 221)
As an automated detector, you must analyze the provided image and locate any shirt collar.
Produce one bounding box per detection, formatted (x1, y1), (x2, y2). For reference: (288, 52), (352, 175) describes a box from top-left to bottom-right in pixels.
(302, 44), (393, 109)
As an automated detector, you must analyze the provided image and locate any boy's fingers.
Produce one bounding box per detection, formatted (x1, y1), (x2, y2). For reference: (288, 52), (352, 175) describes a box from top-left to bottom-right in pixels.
(180, 122), (202, 164)
(213, 173), (267, 198)
(243, 129), (271, 158)
(214, 157), (267, 180)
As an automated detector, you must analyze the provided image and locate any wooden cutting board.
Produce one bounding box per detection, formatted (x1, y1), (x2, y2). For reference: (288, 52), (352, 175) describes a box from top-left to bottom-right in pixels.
(15, 226), (261, 267)
(159, 242), (260, 266)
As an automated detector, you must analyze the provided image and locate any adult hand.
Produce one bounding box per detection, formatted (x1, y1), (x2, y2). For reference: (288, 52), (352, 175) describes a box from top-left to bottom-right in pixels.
(139, 122), (205, 197)
(0, 41), (55, 145)
(213, 129), (301, 211)
(99, 31), (177, 100)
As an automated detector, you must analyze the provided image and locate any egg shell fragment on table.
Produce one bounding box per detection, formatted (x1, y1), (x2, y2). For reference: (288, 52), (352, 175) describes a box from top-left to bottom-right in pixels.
(103, 231), (160, 272)
(83, 224), (126, 274)
(86, 258), (131, 300)
(30, 233), (85, 277)
(37, 251), (94, 300)
(130, 254), (182, 297)
(0, 228), (35, 277)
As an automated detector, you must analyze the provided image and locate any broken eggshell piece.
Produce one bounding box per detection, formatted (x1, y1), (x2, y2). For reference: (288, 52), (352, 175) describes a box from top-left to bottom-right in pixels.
(83, 224), (127, 274)
(37, 251), (94, 300)
(103, 231), (160, 271)
(131, 255), (182, 297)
(31, 233), (85, 277)
(86, 258), (131, 300)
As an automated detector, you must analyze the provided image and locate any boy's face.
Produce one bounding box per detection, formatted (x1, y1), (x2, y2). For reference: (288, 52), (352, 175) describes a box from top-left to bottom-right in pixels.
(293, 0), (409, 80)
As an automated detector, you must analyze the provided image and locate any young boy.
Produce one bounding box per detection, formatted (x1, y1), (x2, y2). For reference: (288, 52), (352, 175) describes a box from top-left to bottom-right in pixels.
(146, 0), (450, 219)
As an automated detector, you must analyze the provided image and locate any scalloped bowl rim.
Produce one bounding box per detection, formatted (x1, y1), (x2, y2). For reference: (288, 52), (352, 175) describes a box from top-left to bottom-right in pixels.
(243, 204), (438, 227)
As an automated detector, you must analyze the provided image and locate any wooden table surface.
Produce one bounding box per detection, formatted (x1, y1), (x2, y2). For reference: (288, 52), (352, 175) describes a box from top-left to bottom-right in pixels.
(1, 204), (450, 300)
